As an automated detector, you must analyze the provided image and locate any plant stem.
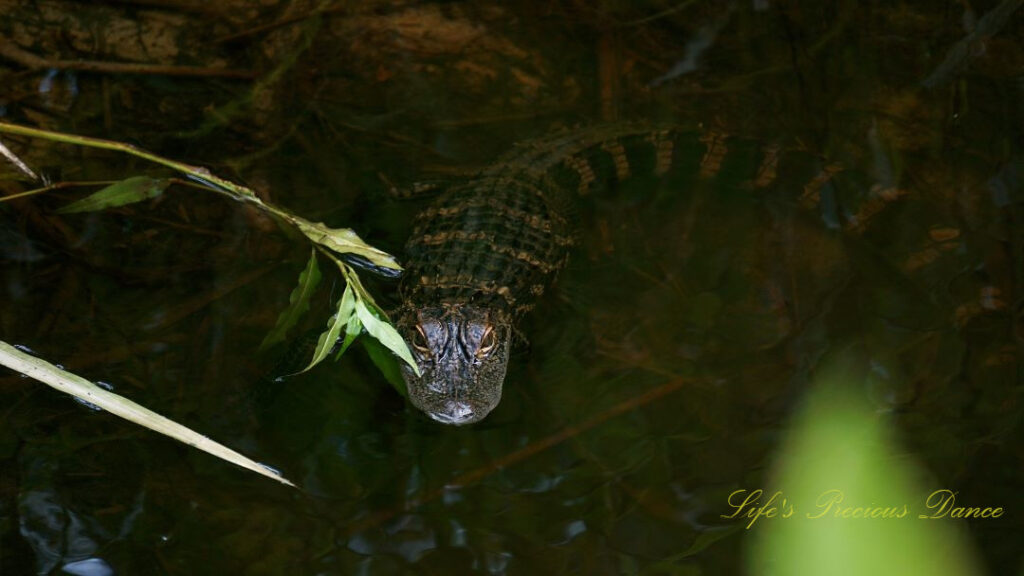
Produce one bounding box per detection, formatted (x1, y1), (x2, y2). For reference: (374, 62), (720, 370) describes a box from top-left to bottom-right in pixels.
(0, 121), (256, 201)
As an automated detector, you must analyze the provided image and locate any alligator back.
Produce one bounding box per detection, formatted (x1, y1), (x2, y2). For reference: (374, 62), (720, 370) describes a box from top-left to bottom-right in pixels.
(399, 125), (681, 318)
(399, 124), (797, 318)
(400, 175), (573, 319)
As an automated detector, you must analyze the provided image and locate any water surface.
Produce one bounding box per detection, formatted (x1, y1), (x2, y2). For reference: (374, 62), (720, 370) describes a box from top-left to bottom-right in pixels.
(0, 1), (1020, 574)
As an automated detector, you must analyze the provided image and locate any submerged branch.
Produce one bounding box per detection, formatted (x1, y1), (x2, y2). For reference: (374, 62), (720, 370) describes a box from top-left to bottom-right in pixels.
(0, 42), (254, 79)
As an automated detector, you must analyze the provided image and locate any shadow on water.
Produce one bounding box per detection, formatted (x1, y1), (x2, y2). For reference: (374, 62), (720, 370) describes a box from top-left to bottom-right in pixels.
(0, 1), (1021, 574)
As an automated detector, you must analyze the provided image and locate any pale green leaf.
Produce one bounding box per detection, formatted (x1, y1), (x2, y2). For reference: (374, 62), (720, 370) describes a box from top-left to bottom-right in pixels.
(299, 283), (356, 374)
(57, 176), (170, 213)
(0, 341), (293, 487)
(292, 216), (402, 273)
(333, 314), (363, 362)
(260, 249), (322, 351)
(354, 301), (420, 376)
(361, 337), (408, 396)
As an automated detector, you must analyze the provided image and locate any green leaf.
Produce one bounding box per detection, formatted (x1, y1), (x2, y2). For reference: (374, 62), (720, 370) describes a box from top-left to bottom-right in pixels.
(746, 361), (983, 576)
(361, 337), (407, 397)
(57, 176), (170, 213)
(260, 250), (322, 351)
(332, 314), (362, 361)
(292, 216), (402, 274)
(354, 301), (420, 376)
(299, 283), (356, 374)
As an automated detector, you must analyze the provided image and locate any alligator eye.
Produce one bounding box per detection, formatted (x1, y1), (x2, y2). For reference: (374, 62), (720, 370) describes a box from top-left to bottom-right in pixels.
(412, 324), (430, 355)
(476, 326), (497, 358)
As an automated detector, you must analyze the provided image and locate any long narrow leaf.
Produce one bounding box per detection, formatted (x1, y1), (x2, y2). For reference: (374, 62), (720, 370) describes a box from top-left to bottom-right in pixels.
(260, 249), (322, 350)
(355, 301), (420, 376)
(0, 342), (294, 487)
(57, 176), (170, 213)
(299, 283), (356, 374)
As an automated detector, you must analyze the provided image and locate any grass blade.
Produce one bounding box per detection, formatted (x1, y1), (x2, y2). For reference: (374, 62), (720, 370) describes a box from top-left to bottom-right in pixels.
(0, 341), (294, 487)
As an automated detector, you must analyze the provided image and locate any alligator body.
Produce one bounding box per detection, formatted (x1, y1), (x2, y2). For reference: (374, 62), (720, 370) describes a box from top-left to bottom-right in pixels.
(396, 125), (711, 424)
(395, 123), (883, 425)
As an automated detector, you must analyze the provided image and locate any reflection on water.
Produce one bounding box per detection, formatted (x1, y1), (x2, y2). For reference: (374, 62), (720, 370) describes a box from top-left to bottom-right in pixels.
(0, 1), (1021, 574)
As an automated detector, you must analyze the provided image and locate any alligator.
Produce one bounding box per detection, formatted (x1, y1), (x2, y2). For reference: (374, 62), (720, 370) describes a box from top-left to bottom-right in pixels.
(394, 124), (830, 425)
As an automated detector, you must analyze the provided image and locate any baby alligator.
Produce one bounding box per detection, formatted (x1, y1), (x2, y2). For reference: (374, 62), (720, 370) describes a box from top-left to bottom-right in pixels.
(395, 124), (866, 425)
(396, 124), (707, 425)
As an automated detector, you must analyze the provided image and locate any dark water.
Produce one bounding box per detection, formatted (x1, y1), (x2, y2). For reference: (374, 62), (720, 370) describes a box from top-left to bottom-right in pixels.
(0, 1), (1021, 574)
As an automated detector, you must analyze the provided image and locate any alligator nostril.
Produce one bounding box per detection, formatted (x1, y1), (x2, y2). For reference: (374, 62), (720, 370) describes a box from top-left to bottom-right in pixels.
(431, 402), (477, 425)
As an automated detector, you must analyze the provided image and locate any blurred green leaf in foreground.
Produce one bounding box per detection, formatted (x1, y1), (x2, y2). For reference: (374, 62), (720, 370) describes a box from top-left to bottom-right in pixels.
(745, 362), (983, 576)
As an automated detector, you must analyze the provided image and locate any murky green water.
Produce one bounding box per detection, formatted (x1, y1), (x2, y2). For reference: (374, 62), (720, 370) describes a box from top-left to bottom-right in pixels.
(1, 1), (1021, 574)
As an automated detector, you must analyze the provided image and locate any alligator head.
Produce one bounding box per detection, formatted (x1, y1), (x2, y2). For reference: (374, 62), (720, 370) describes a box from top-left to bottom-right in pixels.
(397, 304), (511, 425)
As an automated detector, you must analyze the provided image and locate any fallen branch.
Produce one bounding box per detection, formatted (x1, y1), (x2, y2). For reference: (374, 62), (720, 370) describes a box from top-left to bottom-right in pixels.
(0, 42), (254, 79)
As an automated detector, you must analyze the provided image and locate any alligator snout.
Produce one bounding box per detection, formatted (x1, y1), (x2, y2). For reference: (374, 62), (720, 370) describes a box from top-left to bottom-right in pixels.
(430, 400), (481, 425)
